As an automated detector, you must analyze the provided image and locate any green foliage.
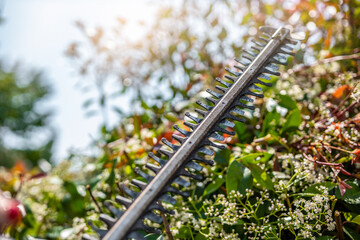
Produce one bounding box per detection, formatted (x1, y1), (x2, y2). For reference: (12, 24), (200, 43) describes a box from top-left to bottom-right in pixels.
(2, 0), (360, 239)
(0, 64), (54, 168)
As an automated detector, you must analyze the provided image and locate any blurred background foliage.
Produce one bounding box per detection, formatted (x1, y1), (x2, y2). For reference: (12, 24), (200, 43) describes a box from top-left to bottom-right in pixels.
(1, 0), (360, 239)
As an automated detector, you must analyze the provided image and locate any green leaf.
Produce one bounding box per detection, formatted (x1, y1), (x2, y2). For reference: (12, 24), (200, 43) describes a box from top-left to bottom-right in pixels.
(278, 94), (298, 110)
(237, 153), (273, 165)
(260, 111), (281, 137)
(344, 212), (360, 225)
(343, 226), (360, 240)
(247, 164), (274, 191)
(203, 176), (225, 196)
(335, 180), (360, 204)
(304, 182), (337, 194)
(226, 160), (253, 195)
(164, 113), (178, 122)
(281, 109), (301, 134)
(106, 159), (117, 186)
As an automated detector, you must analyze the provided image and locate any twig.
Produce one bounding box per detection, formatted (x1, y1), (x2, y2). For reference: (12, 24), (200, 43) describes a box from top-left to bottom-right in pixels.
(86, 185), (103, 213)
(293, 53), (360, 73)
(302, 153), (343, 166)
(157, 201), (174, 240)
(335, 211), (344, 240)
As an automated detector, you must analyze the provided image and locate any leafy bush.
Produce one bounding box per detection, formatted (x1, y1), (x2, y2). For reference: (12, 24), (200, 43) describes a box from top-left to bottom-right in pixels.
(1, 0), (360, 239)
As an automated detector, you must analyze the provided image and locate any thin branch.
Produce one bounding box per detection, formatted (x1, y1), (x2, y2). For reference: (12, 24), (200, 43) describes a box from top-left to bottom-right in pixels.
(86, 185), (103, 213)
(157, 201), (174, 240)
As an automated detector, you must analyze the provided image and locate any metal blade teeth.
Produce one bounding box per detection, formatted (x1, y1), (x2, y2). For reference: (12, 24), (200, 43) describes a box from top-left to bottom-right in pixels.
(88, 26), (300, 240)
(206, 88), (223, 99)
(99, 214), (116, 228)
(196, 100), (213, 111)
(161, 137), (180, 151)
(185, 112), (203, 124)
(148, 152), (166, 166)
(225, 67), (241, 77)
(215, 77), (232, 88)
(173, 124), (192, 137)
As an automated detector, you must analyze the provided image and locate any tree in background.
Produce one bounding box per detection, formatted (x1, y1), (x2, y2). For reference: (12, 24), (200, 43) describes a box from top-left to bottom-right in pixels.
(0, 63), (55, 168)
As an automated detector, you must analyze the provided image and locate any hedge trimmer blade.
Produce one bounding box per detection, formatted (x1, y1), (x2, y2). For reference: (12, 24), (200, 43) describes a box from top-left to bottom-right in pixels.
(83, 26), (299, 240)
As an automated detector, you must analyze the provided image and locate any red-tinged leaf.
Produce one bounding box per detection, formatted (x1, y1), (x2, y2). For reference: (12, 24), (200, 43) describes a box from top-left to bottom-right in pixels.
(338, 180), (353, 196)
(28, 172), (47, 180)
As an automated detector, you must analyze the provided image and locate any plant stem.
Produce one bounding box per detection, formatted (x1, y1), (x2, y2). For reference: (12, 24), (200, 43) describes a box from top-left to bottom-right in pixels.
(335, 210), (344, 240)
(86, 185), (103, 213)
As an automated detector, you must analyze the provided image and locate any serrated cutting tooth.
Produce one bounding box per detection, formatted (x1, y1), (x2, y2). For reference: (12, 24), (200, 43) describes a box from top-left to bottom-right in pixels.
(209, 132), (225, 141)
(173, 176), (190, 187)
(185, 161), (203, 171)
(258, 73), (271, 81)
(251, 46), (261, 52)
(251, 38), (265, 47)
(132, 219), (161, 233)
(192, 153), (214, 165)
(244, 49), (257, 57)
(225, 67), (241, 77)
(173, 124), (192, 137)
(131, 179), (147, 190)
(184, 121), (198, 130)
(104, 201), (124, 218)
(161, 137), (180, 151)
(234, 57), (250, 66)
(245, 89), (264, 98)
(196, 100), (213, 111)
(100, 214), (117, 228)
(159, 193), (177, 205)
(234, 65), (246, 72)
(250, 84), (263, 92)
(267, 63), (279, 71)
(172, 134), (186, 144)
(254, 79), (272, 87)
(145, 163), (161, 174)
(225, 112), (246, 123)
(259, 36), (269, 43)
(148, 152), (166, 166)
(216, 77), (232, 87)
(225, 75), (238, 82)
(144, 212), (163, 224)
(195, 108), (208, 117)
(134, 167), (153, 182)
(215, 125), (235, 136)
(88, 221), (108, 238)
(231, 107), (245, 116)
(220, 119), (235, 128)
(278, 48), (295, 56)
(239, 95), (254, 103)
(158, 148), (174, 158)
(262, 67), (280, 76)
(120, 184), (140, 199)
(205, 96), (218, 105)
(242, 54), (254, 62)
(116, 195), (133, 208)
(185, 112), (203, 123)
(270, 57), (288, 66)
(204, 138), (225, 150)
(198, 147), (214, 156)
(163, 184), (189, 198)
(206, 88), (223, 99)
(235, 101), (255, 110)
(215, 85), (228, 93)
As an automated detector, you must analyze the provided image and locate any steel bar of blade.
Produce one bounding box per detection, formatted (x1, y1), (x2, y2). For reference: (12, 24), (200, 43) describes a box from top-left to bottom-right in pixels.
(103, 26), (291, 240)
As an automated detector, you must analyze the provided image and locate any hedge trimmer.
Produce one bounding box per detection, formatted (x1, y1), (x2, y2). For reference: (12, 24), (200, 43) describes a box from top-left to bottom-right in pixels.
(83, 26), (299, 240)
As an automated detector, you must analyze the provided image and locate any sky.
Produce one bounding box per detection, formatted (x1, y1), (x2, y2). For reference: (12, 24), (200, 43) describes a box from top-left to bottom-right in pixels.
(0, 0), (157, 163)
